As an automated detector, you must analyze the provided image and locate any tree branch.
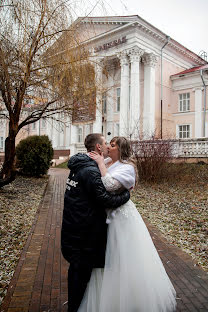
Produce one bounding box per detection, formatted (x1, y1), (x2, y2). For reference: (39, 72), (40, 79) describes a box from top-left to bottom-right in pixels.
(0, 113), (9, 119)
(18, 98), (61, 130)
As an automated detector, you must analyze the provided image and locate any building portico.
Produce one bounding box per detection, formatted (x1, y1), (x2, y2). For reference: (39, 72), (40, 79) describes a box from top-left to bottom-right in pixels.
(92, 47), (159, 139)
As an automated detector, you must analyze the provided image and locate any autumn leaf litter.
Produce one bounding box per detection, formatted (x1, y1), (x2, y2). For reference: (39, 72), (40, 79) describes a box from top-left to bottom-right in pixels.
(132, 163), (208, 272)
(0, 175), (48, 305)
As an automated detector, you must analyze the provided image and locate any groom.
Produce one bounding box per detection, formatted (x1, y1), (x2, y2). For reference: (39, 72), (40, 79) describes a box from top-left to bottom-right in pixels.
(61, 133), (130, 312)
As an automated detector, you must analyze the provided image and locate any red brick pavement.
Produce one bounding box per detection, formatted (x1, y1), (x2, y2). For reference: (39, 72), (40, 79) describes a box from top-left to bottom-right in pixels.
(1, 168), (208, 312)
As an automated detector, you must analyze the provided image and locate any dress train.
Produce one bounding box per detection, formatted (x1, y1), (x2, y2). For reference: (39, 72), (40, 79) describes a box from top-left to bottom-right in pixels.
(78, 200), (176, 312)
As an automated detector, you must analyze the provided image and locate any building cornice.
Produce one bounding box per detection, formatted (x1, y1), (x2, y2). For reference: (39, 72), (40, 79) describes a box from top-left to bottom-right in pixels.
(129, 22), (205, 65)
(171, 71), (208, 91)
(75, 15), (140, 25)
(173, 110), (208, 116)
(172, 83), (205, 91)
(76, 17), (206, 66)
(171, 72), (200, 80)
(171, 70), (208, 81)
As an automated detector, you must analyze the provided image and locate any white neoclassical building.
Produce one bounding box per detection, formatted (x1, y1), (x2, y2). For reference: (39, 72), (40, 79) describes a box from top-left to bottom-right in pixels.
(1, 15), (208, 160)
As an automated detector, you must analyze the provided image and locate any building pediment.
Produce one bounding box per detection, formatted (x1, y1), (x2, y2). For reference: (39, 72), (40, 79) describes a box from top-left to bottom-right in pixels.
(74, 16), (206, 67)
(75, 15), (139, 26)
(72, 16), (134, 44)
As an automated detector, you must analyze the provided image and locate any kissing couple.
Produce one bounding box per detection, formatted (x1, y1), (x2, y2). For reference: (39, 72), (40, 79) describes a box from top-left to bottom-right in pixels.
(61, 133), (176, 312)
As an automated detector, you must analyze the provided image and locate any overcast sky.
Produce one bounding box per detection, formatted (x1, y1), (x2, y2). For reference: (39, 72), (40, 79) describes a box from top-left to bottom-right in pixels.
(75, 0), (207, 57)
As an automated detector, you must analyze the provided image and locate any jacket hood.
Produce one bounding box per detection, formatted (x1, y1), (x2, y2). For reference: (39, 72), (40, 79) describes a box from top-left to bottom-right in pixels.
(68, 153), (97, 172)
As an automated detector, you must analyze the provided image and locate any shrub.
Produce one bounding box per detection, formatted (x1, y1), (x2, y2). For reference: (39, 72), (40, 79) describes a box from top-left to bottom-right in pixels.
(16, 135), (53, 176)
(131, 137), (173, 182)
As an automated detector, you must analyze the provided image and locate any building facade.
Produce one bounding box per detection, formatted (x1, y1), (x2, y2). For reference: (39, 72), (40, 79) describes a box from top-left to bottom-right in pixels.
(0, 15), (208, 158)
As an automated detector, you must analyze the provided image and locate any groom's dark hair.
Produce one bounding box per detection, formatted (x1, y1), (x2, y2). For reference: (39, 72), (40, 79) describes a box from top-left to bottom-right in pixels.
(84, 133), (103, 152)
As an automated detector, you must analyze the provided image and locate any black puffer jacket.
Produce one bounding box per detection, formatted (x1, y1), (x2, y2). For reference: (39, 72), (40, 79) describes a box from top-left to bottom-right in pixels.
(61, 153), (130, 268)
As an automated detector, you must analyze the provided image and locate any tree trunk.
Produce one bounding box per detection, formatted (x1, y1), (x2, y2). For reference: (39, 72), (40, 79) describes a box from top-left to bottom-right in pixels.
(0, 130), (17, 188)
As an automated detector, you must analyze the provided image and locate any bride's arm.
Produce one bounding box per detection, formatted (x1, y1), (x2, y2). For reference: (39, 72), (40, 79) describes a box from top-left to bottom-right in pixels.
(88, 151), (107, 177)
(101, 173), (124, 192)
(88, 152), (123, 192)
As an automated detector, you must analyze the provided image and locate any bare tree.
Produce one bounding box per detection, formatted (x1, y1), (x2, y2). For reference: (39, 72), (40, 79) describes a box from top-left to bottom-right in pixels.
(0, 0), (96, 187)
(131, 133), (174, 182)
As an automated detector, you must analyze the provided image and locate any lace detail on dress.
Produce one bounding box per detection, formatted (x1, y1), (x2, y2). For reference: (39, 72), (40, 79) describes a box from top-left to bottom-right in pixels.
(101, 173), (124, 192)
(101, 173), (129, 223)
(115, 200), (138, 219)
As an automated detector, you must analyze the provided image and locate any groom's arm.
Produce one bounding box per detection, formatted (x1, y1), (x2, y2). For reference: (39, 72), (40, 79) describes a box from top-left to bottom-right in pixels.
(81, 168), (130, 209)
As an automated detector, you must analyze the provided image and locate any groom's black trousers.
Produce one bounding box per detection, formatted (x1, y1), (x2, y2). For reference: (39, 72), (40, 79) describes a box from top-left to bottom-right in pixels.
(67, 263), (92, 312)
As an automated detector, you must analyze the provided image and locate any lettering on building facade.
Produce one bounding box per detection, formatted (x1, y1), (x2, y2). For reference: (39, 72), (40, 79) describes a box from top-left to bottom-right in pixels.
(94, 36), (127, 52)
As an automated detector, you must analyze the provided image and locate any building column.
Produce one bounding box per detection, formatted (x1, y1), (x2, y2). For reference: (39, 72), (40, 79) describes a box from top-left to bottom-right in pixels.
(118, 51), (130, 136)
(37, 120), (40, 136)
(93, 59), (103, 133)
(52, 115), (60, 148)
(142, 53), (158, 138)
(48, 118), (53, 146)
(194, 87), (203, 138)
(59, 123), (64, 148)
(65, 116), (71, 148)
(106, 74), (114, 141)
(129, 47), (144, 138)
(84, 124), (91, 137)
(69, 123), (77, 155)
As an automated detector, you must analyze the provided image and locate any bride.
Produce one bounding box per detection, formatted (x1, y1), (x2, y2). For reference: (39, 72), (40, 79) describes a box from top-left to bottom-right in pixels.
(78, 136), (177, 312)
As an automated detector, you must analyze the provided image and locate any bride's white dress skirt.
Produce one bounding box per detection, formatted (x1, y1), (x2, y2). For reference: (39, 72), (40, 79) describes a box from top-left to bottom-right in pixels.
(78, 200), (177, 312)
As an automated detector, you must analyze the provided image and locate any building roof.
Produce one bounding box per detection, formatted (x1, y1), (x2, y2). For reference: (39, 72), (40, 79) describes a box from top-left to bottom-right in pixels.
(171, 64), (208, 77)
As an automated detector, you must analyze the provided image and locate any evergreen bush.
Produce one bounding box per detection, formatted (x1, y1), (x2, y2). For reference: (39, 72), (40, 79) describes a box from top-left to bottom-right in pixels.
(16, 135), (53, 176)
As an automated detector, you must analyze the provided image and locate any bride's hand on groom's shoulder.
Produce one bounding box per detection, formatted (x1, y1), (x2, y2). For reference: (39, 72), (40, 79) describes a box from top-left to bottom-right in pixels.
(89, 151), (104, 165)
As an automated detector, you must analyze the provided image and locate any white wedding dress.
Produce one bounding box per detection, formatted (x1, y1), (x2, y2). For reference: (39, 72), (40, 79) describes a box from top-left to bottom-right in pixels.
(78, 160), (177, 312)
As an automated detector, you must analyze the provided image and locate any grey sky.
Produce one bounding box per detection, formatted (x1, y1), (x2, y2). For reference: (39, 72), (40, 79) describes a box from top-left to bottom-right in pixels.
(76, 0), (207, 57)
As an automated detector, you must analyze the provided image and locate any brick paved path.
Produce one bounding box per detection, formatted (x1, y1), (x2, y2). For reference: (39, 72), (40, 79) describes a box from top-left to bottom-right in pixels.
(1, 168), (208, 312)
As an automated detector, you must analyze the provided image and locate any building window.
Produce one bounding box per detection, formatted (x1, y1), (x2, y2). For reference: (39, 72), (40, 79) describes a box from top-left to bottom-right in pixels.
(102, 93), (107, 114)
(0, 136), (3, 149)
(78, 127), (83, 143)
(25, 98), (34, 106)
(85, 124), (90, 137)
(179, 93), (190, 112)
(32, 122), (36, 130)
(114, 123), (120, 136)
(178, 125), (190, 138)
(116, 88), (120, 112)
(129, 85), (131, 109)
(29, 98), (34, 105)
(41, 118), (46, 128)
